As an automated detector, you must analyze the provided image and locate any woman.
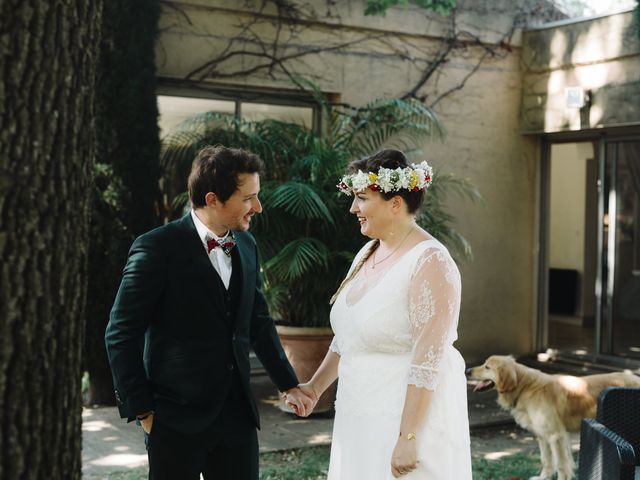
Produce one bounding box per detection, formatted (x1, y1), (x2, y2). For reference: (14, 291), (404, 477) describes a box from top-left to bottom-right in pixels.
(290, 149), (472, 478)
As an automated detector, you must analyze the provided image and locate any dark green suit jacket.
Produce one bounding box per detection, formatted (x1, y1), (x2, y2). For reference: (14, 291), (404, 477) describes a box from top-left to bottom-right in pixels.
(105, 213), (298, 433)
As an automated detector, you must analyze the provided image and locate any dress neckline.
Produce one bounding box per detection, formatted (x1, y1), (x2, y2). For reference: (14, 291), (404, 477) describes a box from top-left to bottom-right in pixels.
(343, 238), (442, 308)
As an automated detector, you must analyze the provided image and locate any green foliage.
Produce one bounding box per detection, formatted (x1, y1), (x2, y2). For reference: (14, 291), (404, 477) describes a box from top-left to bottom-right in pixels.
(417, 173), (481, 261)
(96, 0), (162, 234)
(85, 163), (133, 403)
(364, 0), (457, 16)
(85, 0), (162, 404)
(160, 89), (479, 327)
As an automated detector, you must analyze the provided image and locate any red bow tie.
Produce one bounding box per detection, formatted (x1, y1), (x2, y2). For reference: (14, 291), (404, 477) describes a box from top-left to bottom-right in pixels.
(206, 234), (236, 256)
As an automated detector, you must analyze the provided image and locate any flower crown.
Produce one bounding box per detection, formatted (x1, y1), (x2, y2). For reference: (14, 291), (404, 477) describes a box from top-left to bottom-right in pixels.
(337, 161), (433, 196)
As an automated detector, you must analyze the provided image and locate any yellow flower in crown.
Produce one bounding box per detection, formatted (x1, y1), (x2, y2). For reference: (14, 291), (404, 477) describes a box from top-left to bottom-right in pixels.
(409, 170), (418, 190)
(368, 173), (378, 184)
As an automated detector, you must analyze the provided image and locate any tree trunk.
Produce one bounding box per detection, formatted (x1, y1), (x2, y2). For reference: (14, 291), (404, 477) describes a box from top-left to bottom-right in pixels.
(0, 1), (102, 479)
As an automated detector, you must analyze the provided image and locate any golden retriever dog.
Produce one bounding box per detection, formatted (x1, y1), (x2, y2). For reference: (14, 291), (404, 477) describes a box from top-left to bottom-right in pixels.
(467, 355), (640, 480)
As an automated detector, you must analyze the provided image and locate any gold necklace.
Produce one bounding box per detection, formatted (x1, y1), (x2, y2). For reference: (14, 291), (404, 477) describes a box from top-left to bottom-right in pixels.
(370, 227), (414, 270)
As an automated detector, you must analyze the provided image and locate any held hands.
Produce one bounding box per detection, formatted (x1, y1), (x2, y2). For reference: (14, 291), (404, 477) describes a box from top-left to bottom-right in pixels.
(391, 434), (419, 478)
(282, 383), (318, 417)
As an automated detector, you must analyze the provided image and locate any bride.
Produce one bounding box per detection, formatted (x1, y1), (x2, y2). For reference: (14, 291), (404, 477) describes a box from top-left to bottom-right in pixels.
(288, 149), (472, 479)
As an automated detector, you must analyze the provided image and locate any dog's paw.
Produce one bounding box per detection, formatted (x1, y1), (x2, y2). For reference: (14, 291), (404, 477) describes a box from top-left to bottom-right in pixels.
(529, 476), (550, 480)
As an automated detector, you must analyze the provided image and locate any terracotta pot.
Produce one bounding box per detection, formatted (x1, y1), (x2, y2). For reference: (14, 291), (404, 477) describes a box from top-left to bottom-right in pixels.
(276, 325), (337, 414)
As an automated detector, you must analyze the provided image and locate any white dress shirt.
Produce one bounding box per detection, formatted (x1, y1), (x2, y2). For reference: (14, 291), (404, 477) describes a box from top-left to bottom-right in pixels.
(191, 210), (233, 289)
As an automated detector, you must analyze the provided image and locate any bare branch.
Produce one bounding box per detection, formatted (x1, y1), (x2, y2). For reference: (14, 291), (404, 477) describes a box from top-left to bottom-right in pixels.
(428, 20), (518, 106)
(186, 34), (382, 82)
(428, 48), (491, 108)
(180, 0), (528, 111)
(401, 12), (458, 101)
(160, 0), (193, 26)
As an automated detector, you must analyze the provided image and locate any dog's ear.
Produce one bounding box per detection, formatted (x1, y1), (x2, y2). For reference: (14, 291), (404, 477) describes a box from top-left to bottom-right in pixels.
(496, 360), (517, 392)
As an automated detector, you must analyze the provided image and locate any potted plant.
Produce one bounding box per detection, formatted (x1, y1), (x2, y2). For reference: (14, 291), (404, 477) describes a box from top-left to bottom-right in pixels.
(159, 91), (479, 412)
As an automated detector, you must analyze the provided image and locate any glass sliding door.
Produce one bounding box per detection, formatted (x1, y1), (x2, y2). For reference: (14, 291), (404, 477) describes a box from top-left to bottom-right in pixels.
(602, 141), (640, 359)
(546, 142), (598, 353)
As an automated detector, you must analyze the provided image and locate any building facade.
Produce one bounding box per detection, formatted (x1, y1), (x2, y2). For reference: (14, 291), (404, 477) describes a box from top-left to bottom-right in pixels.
(154, 0), (639, 366)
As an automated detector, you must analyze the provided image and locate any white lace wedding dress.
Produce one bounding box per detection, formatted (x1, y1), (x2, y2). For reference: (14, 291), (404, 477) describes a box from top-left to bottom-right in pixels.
(327, 239), (472, 479)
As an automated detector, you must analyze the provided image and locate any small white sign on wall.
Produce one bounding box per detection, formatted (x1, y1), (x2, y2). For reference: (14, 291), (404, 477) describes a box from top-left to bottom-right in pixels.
(565, 87), (586, 109)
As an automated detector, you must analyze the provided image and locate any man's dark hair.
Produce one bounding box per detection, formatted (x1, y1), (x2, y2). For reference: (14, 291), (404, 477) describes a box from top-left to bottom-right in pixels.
(188, 145), (264, 206)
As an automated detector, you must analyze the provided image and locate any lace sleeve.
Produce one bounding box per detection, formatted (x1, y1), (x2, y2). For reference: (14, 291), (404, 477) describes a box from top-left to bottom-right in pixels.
(407, 246), (461, 391)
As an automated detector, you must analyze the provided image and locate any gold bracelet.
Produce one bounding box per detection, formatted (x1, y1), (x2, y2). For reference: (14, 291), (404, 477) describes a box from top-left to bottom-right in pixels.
(399, 432), (416, 441)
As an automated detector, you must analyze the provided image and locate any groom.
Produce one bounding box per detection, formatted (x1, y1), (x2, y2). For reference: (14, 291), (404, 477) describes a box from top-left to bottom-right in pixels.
(105, 145), (315, 480)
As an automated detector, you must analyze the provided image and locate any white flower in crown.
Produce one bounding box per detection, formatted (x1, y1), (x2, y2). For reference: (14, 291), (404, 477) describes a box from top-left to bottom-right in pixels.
(336, 161), (434, 195)
(376, 168), (394, 192)
(398, 167), (412, 190)
(351, 170), (371, 191)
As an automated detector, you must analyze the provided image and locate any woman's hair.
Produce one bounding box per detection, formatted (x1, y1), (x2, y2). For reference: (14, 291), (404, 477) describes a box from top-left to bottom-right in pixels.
(347, 149), (426, 214)
(188, 145), (264, 206)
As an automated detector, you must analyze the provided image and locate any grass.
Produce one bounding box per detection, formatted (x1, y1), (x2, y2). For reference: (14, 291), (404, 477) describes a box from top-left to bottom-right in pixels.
(262, 447), (550, 480)
(260, 446), (330, 480)
(86, 446), (577, 479)
(472, 451), (541, 480)
(472, 451), (579, 480)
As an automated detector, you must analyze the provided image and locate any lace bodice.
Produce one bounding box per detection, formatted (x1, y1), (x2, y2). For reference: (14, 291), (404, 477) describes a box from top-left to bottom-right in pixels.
(330, 239), (461, 391)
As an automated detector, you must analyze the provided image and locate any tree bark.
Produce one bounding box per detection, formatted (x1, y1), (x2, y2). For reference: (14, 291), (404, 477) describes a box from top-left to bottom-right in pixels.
(0, 1), (102, 478)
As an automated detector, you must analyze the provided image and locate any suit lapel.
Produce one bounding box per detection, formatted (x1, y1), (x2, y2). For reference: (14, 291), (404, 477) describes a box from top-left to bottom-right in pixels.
(179, 214), (226, 316)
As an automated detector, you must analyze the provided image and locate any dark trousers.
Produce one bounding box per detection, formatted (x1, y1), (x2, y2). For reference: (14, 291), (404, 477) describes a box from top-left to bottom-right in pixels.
(145, 382), (258, 480)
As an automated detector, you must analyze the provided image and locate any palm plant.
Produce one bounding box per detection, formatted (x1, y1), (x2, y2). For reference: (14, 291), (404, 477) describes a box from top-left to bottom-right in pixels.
(159, 93), (480, 327)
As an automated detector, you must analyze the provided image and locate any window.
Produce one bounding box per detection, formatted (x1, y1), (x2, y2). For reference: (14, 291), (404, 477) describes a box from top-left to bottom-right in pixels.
(157, 96), (235, 137)
(241, 102), (313, 126)
(157, 85), (317, 138)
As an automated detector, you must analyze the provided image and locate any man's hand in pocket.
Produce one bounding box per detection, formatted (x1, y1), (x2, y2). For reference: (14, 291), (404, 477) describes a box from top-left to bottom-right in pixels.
(138, 412), (154, 434)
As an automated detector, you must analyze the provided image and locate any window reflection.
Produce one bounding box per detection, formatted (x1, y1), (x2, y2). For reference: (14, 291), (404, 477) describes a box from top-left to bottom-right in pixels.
(157, 95), (315, 137)
(241, 102), (313, 128)
(157, 95), (235, 137)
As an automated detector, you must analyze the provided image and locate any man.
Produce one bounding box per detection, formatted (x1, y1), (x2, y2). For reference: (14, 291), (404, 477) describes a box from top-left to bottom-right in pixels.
(105, 145), (316, 480)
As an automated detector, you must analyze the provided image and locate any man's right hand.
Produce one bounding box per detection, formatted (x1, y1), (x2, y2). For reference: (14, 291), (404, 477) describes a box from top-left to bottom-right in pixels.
(138, 413), (154, 434)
